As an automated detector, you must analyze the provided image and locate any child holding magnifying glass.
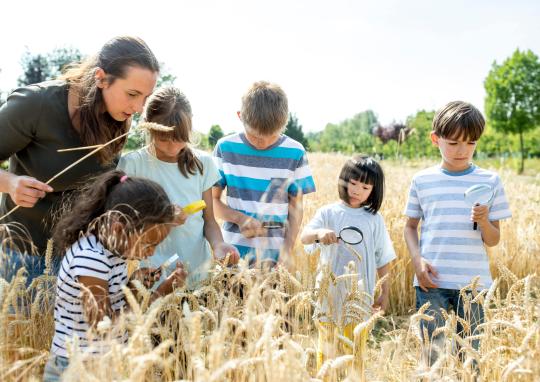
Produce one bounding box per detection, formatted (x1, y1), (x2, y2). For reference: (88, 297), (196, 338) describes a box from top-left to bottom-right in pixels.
(300, 154), (396, 370)
(404, 101), (512, 366)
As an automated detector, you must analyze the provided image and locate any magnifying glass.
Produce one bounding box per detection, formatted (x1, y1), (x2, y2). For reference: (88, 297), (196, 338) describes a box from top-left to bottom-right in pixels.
(150, 253), (180, 277)
(262, 221), (285, 229)
(316, 226), (364, 245)
(464, 184), (494, 230)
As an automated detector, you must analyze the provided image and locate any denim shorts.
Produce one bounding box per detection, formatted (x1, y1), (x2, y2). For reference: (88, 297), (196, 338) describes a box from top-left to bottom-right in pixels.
(0, 248), (59, 313)
(0, 248), (59, 285)
(43, 355), (70, 382)
(415, 287), (484, 351)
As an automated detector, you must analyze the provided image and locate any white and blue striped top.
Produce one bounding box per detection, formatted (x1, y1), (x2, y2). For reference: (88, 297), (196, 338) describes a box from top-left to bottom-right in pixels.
(213, 132), (316, 261)
(404, 164), (511, 290)
(51, 235), (128, 358)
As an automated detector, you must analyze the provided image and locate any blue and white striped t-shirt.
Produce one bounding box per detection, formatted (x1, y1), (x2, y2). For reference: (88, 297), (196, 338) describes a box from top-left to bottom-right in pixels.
(51, 235), (128, 358)
(404, 164), (511, 290)
(213, 133), (316, 261)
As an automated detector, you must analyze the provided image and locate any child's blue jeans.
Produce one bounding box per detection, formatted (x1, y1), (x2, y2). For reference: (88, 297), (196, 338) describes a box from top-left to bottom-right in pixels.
(415, 287), (484, 364)
(43, 355), (70, 382)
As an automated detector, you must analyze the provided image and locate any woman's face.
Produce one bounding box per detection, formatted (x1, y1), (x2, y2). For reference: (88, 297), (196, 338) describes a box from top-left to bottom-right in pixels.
(98, 66), (158, 121)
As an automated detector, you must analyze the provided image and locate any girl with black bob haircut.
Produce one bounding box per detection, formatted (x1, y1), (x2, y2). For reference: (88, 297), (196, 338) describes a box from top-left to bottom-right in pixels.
(301, 154), (395, 370)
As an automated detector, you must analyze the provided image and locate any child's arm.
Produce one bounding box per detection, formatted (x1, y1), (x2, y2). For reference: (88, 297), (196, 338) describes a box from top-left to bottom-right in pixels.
(300, 228), (338, 245)
(282, 193), (303, 257)
(212, 186), (264, 238)
(472, 205), (501, 246)
(373, 263), (391, 314)
(202, 188), (240, 265)
(78, 264), (187, 327)
(404, 217), (439, 291)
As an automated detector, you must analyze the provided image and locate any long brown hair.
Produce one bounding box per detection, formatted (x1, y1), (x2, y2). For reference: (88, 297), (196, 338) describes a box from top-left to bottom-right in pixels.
(53, 170), (174, 253)
(144, 87), (203, 177)
(61, 36), (160, 164)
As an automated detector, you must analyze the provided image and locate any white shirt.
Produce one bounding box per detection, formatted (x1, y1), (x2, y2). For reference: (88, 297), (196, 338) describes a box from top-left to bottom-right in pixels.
(304, 202), (396, 324)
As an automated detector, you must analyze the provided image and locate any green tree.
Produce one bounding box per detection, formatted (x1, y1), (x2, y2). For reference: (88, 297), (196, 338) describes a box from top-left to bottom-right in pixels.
(484, 49), (540, 173)
(47, 47), (84, 78)
(208, 125), (224, 148)
(18, 47), (83, 86)
(0, 68), (5, 107)
(284, 113), (309, 149)
(403, 110), (437, 158)
(317, 110), (378, 153)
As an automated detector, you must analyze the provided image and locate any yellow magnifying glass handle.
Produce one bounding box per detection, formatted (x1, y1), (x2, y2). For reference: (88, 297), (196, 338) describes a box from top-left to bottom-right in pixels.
(182, 200), (206, 215)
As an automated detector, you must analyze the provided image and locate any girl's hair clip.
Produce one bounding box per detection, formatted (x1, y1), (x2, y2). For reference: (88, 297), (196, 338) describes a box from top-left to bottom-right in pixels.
(120, 175), (128, 183)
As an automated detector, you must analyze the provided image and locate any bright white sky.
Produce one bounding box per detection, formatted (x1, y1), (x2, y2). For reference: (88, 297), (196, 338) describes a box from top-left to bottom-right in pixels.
(1, 0), (539, 134)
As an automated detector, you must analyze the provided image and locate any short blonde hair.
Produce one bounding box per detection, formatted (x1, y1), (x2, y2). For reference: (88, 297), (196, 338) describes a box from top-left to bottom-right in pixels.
(241, 81), (289, 135)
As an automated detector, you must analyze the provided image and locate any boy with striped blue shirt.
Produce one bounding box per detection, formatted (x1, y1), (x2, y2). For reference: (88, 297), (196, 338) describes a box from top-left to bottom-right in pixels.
(212, 81), (316, 268)
(404, 101), (511, 364)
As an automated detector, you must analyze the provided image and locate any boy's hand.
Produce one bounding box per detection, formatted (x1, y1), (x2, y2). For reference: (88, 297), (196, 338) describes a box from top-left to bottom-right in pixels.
(372, 293), (389, 315)
(173, 205), (189, 226)
(471, 204), (490, 228)
(130, 267), (161, 289)
(214, 242), (240, 266)
(239, 216), (265, 238)
(316, 229), (338, 245)
(412, 256), (439, 292)
(158, 262), (187, 295)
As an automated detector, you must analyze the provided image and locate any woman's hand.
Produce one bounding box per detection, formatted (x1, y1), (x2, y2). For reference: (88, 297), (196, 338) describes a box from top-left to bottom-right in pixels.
(130, 267), (161, 289)
(8, 175), (53, 208)
(214, 242), (240, 265)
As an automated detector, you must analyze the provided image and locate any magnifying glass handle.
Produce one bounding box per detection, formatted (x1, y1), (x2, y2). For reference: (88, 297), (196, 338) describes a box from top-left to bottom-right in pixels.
(473, 203), (479, 231)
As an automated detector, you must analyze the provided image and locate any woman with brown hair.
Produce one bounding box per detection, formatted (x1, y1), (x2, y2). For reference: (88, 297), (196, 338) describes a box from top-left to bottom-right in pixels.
(0, 36), (159, 283)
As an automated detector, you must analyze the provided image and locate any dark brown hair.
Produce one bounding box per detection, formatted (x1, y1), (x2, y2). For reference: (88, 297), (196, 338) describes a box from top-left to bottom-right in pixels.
(61, 36), (160, 164)
(241, 81), (288, 135)
(144, 87), (203, 177)
(338, 155), (384, 214)
(53, 170), (174, 253)
(432, 101), (485, 141)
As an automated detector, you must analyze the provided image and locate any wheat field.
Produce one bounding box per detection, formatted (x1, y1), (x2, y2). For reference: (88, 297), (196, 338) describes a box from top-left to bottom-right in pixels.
(1, 153), (539, 381)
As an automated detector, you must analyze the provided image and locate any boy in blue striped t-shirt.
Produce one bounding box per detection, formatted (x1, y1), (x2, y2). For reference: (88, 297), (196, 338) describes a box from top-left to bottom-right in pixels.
(212, 81), (316, 268)
(404, 101), (511, 365)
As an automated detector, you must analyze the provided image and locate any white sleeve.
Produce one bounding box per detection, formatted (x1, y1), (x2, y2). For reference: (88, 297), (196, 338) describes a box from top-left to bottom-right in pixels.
(374, 214), (396, 268)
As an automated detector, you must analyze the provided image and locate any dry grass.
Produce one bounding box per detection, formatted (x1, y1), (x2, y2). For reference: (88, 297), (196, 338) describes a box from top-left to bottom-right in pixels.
(1, 153), (539, 381)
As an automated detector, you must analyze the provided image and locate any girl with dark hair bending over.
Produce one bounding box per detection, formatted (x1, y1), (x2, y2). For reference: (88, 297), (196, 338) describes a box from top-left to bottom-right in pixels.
(0, 36), (159, 283)
(43, 170), (187, 381)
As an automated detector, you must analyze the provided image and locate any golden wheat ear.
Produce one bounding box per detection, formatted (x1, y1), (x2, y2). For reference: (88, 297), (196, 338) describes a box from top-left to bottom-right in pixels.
(138, 122), (175, 132)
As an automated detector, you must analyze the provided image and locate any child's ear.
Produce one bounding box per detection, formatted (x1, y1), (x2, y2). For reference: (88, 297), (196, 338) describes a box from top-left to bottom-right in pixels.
(430, 131), (440, 147)
(237, 111), (242, 121)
